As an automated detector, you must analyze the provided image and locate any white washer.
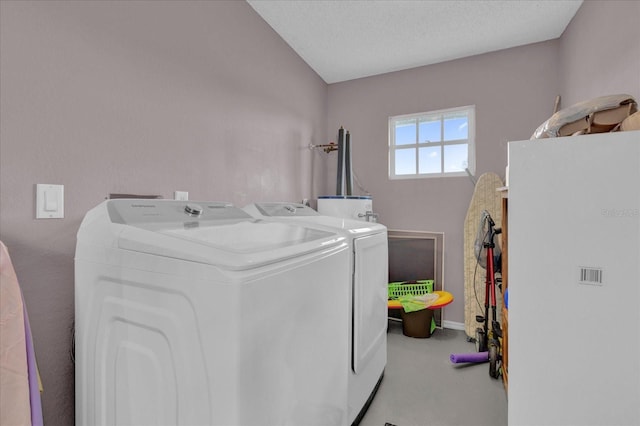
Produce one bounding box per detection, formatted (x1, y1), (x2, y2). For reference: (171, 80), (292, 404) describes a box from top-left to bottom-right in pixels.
(243, 202), (388, 426)
(75, 199), (350, 426)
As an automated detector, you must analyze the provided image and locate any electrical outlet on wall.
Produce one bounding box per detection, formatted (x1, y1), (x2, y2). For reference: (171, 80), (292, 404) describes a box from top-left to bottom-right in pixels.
(174, 191), (188, 201)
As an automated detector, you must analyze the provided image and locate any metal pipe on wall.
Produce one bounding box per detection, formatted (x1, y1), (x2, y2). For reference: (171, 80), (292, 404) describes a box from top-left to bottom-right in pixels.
(336, 126), (345, 196)
(345, 131), (353, 196)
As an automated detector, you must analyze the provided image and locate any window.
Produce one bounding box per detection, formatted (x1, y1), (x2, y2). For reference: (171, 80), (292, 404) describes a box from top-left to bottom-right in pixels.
(389, 105), (475, 179)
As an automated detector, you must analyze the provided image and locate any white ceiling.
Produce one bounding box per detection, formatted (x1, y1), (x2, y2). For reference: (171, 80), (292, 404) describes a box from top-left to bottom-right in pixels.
(247, 0), (583, 84)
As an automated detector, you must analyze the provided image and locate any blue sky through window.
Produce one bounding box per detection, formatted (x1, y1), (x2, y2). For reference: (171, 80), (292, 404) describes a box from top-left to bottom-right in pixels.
(395, 120), (416, 145)
(418, 146), (440, 173)
(395, 148), (416, 174)
(444, 144), (468, 172)
(390, 106), (474, 178)
(419, 118), (440, 143)
(444, 115), (468, 141)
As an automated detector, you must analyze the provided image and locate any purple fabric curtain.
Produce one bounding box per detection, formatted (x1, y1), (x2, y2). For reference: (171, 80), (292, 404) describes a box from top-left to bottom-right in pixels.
(23, 303), (43, 426)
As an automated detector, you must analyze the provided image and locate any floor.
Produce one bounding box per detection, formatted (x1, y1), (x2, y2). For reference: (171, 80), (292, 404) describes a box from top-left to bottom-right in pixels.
(359, 320), (507, 426)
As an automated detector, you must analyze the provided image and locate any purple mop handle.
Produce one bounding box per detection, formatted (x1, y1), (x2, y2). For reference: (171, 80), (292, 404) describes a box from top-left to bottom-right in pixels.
(450, 351), (489, 364)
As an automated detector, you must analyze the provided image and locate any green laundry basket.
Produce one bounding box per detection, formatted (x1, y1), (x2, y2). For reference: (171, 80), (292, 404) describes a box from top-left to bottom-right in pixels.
(387, 280), (433, 299)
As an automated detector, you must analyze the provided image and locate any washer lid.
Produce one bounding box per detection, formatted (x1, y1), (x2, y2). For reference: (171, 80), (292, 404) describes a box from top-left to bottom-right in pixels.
(102, 200), (345, 270)
(318, 195), (372, 200)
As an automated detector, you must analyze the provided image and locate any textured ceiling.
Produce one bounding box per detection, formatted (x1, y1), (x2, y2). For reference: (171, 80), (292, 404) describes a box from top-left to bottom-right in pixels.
(247, 0), (583, 84)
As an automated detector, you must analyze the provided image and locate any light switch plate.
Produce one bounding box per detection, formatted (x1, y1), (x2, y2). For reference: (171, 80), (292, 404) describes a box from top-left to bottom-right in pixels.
(36, 184), (64, 219)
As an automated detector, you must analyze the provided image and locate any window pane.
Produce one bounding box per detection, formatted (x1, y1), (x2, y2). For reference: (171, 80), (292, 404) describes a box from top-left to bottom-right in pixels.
(443, 114), (468, 141)
(418, 117), (441, 143)
(444, 144), (468, 172)
(418, 146), (441, 174)
(389, 106), (474, 179)
(395, 119), (416, 145)
(395, 148), (416, 175)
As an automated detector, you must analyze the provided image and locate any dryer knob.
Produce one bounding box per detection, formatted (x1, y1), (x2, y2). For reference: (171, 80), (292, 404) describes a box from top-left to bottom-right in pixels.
(184, 203), (203, 216)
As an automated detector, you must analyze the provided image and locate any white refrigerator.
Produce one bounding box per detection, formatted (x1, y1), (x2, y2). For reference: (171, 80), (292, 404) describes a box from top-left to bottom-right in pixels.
(508, 130), (640, 426)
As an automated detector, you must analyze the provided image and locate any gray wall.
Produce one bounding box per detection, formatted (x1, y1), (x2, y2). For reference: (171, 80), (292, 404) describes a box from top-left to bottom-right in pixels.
(1, 1), (638, 425)
(559, 0), (640, 106)
(326, 0), (639, 326)
(0, 1), (328, 424)
(327, 40), (561, 324)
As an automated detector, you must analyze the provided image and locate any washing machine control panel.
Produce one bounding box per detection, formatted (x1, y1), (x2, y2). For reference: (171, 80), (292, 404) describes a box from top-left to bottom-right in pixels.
(107, 199), (253, 228)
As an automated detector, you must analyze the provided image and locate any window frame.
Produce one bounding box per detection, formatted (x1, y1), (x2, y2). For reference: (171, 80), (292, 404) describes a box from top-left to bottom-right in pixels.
(388, 105), (476, 180)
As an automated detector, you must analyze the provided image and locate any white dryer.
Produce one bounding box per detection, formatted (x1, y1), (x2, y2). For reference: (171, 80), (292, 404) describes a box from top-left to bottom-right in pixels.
(317, 195), (376, 222)
(75, 199), (350, 426)
(243, 202), (388, 426)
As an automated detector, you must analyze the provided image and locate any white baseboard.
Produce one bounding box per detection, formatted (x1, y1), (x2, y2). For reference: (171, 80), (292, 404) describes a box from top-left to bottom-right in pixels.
(442, 320), (465, 330)
(389, 315), (465, 331)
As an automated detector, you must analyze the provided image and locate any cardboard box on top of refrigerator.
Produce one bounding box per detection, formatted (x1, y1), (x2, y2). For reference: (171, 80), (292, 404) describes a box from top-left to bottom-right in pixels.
(621, 111), (640, 131)
(532, 94), (637, 138)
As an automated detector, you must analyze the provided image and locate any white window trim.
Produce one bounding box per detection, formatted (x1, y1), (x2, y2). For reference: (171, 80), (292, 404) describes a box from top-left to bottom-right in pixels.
(389, 105), (476, 180)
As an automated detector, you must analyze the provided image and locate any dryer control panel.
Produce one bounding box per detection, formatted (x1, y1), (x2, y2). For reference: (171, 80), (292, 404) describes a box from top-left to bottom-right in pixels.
(254, 202), (320, 217)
